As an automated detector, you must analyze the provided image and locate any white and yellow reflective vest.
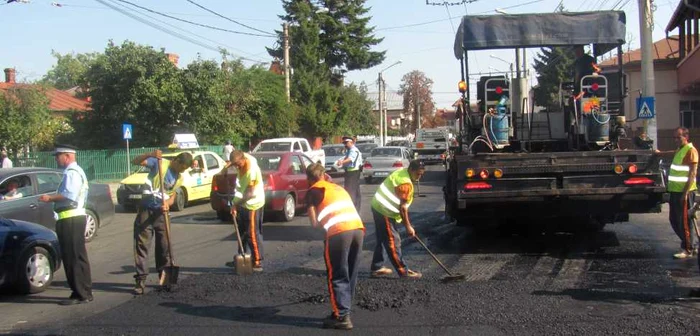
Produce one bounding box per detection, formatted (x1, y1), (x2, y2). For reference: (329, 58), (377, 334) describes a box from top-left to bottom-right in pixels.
(233, 153), (265, 210)
(370, 168), (413, 222)
(55, 164), (89, 220)
(668, 143), (698, 192)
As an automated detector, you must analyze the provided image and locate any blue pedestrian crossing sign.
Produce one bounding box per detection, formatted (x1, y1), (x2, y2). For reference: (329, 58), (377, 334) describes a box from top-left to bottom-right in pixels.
(636, 97), (655, 119)
(122, 123), (133, 140)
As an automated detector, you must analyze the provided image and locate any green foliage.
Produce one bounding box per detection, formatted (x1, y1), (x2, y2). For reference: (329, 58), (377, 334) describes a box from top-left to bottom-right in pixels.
(398, 70), (435, 133)
(77, 41), (186, 148)
(41, 51), (98, 93)
(532, 46), (576, 110)
(0, 86), (53, 154)
(335, 83), (376, 136)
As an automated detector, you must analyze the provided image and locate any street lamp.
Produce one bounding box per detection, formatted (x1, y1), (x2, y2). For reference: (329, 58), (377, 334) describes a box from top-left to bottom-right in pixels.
(489, 54), (514, 78)
(378, 60), (402, 146)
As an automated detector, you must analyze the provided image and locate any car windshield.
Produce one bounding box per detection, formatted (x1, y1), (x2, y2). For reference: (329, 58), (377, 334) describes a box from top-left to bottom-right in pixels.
(257, 142), (291, 152)
(371, 148), (402, 157)
(323, 146), (345, 156)
(253, 154), (282, 172)
(357, 144), (377, 155)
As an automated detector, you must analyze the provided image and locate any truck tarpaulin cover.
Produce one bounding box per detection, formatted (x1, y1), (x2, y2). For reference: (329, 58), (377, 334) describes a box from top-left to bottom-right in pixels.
(453, 11), (626, 58)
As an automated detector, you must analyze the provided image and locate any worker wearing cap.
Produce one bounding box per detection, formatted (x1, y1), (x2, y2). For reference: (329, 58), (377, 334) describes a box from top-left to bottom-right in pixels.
(131, 149), (193, 295)
(39, 144), (93, 305)
(369, 160), (426, 278)
(335, 136), (362, 211)
(305, 163), (364, 330)
(228, 150), (265, 272)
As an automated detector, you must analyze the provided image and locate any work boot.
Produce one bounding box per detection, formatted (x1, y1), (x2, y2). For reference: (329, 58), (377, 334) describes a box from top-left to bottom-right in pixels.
(673, 249), (697, 259)
(253, 264), (263, 272)
(371, 266), (394, 277)
(402, 269), (422, 278)
(322, 314), (353, 330)
(133, 279), (145, 295)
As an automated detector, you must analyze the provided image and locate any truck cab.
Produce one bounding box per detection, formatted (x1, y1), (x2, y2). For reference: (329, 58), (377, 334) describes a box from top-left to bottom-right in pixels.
(252, 137), (326, 165)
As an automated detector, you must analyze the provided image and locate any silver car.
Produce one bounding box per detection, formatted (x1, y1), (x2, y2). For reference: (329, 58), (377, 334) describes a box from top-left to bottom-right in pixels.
(322, 144), (346, 176)
(362, 146), (411, 184)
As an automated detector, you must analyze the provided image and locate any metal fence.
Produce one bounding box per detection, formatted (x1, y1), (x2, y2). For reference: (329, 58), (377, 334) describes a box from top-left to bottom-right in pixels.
(15, 145), (222, 182)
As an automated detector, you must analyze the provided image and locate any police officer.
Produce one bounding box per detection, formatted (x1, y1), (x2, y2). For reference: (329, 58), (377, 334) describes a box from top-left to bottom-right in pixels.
(228, 150), (265, 272)
(39, 144), (93, 305)
(131, 149), (193, 295)
(657, 127), (699, 259)
(369, 160), (426, 278)
(305, 163), (364, 330)
(335, 136), (362, 211)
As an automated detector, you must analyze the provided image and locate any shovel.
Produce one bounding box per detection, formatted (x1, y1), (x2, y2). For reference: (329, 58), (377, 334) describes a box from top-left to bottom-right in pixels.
(157, 158), (180, 289)
(232, 212), (253, 275)
(414, 235), (465, 283)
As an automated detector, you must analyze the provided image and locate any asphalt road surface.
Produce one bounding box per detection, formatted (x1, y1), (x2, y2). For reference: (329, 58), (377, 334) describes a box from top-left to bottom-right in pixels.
(2, 166), (700, 335)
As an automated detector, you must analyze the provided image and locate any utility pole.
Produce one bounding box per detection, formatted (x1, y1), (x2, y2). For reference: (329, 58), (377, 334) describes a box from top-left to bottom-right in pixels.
(639, 0), (656, 148)
(378, 73), (384, 146)
(383, 78), (388, 144)
(283, 23), (291, 103)
(416, 86), (422, 130)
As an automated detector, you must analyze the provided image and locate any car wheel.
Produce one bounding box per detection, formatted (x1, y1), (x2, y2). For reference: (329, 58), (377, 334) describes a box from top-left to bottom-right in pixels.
(217, 210), (232, 222)
(16, 246), (54, 294)
(281, 193), (296, 222)
(365, 177), (373, 184)
(84, 209), (99, 243)
(171, 188), (186, 212)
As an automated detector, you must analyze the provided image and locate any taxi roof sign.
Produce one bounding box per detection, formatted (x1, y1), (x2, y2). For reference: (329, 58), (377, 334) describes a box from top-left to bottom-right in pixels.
(172, 133), (199, 149)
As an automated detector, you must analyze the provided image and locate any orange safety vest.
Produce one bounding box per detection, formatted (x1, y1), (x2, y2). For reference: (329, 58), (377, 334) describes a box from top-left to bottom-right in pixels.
(312, 180), (365, 238)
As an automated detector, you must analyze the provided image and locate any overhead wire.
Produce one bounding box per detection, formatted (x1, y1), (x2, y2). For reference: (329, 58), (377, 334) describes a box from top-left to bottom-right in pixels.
(114, 0), (275, 37)
(184, 0), (273, 36)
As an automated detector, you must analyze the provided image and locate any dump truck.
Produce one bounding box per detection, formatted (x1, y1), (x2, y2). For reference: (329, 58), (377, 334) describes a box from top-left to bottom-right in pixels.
(444, 11), (666, 230)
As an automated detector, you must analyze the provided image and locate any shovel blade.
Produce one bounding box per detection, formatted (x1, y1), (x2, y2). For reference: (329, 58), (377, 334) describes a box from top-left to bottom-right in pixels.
(159, 265), (180, 288)
(234, 253), (253, 275)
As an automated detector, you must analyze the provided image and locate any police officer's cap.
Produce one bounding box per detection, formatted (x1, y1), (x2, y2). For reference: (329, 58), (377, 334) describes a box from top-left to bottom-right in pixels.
(342, 136), (354, 143)
(53, 144), (78, 155)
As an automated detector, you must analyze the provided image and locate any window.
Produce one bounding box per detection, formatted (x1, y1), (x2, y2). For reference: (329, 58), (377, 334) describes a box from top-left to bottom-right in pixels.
(0, 174), (34, 200)
(300, 154), (313, 168)
(204, 154), (219, 170)
(293, 141), (302, 152)
(256, 155), (282, 171)
(300, 140), (310, 152)
(680, 100), (700, 128)
(36, 173), (62, 194)
(290, 156), (303, 174)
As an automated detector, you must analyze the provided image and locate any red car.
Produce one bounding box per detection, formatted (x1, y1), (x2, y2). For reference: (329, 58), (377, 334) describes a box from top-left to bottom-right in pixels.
(210, 151), (331, 222)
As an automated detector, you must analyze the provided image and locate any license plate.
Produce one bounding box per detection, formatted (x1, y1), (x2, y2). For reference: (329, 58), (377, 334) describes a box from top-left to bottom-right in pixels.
(375, 172), (388, 177)
(128, 194), (142, 199)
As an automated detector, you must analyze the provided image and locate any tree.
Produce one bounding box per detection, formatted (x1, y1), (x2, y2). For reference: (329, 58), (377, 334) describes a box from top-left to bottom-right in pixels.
(0, 86), (52, 155)
(398, 70), (435, 133)
(334, 83), (376, 136)
(41, 51), (97, 93)
(75, 41), (186, 148)
(532, 46), (575, 110)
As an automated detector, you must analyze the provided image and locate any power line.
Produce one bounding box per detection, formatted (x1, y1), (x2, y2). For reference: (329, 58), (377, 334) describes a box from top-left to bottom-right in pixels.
(184, 0), (273, 36)
(114, 0), (275, 37)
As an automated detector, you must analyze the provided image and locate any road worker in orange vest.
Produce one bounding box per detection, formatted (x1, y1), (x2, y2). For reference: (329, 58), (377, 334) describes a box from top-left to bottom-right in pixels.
(306, 163), (365, 330)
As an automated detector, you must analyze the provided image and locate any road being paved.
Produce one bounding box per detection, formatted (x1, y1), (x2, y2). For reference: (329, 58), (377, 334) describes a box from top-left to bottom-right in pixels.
(2, 166), (700, 335)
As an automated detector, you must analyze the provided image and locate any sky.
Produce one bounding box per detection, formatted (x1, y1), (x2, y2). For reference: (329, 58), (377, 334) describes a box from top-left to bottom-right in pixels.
(0, 0), (678, 110)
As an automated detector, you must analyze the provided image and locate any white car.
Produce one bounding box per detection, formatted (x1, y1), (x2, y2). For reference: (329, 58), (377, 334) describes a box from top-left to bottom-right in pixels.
(322, 144), (346, 176)
(362, 146), (412, 184)
(252, 137), (326, 165)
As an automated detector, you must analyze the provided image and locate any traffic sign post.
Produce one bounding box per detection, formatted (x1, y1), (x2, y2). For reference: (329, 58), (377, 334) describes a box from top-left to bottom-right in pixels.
(123, 123), (133, 175)
(636, 97), (655, 119)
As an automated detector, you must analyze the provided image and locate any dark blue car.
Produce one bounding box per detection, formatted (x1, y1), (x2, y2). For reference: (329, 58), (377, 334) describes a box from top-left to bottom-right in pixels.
(0, 217), (62, 294)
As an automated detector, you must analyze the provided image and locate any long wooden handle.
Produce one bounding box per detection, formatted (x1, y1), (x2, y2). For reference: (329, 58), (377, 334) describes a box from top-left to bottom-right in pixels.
(414, 235), (453, 276)
(232, 214), (246, 254)
(157, 159), (175, 264)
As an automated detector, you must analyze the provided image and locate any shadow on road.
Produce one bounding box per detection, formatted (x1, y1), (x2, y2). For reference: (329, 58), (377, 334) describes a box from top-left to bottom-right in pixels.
(259, 225), (325, 242)
(109, 265), (231, 276)
(159, 301), (322, 328)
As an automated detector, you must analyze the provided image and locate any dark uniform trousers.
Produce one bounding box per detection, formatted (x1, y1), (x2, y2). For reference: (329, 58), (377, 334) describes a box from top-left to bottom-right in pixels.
(56, 215), (92, 300)
(669, 192), (698, 252)
(325, 229), (364, 318)
(370, 208), (408, 276)
(237, 206), (264, 265)
(344, 169), (361, 210)
(133, 207), (170, 280)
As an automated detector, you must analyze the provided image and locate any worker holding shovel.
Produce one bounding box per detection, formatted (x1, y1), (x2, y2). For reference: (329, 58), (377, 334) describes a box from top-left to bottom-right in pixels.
(305, 163), (365, 330)
(131, 150), (192, 295)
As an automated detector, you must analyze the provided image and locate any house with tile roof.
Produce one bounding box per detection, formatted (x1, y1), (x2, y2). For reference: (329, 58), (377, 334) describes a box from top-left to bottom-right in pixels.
(598, 35), (700, 149)
(1, 68), (91, 117)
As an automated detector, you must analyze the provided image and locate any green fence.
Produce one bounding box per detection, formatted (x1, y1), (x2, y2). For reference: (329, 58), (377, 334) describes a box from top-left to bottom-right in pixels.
(15, 145), (222, 182)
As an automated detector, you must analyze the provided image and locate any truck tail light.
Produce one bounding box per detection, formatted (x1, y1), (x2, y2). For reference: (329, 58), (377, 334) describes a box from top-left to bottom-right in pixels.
(464, 182), (492, 190)
(614, 164), (624, 174)
(466, 169), (475, 178)
(479, 169), (489, 179)
(364, 161), (373, 169)
(624, 177), (654, 185)
(493, 169), (503, 178)
(393, 161), (404, 167)
(628, 164), (638, 174)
